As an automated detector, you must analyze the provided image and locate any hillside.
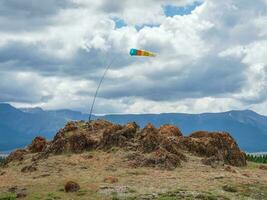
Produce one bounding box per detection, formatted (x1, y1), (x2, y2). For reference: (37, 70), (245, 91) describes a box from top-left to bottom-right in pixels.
(0, 120), (267, 200)
(1, 103), (267, 152)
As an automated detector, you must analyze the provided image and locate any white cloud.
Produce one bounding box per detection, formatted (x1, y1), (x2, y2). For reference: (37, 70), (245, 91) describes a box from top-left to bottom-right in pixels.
(2, 0), (267, 115)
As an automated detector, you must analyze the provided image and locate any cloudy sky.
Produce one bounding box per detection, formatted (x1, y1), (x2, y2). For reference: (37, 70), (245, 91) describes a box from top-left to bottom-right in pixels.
(1, 0), (267, 115)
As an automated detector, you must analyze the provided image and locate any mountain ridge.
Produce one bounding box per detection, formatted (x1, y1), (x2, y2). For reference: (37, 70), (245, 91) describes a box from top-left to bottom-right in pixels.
(0, 103), (267, 152)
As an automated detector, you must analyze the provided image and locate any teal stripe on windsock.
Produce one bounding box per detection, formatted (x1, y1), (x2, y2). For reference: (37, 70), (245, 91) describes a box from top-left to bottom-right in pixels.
(130, 48), (137, 56)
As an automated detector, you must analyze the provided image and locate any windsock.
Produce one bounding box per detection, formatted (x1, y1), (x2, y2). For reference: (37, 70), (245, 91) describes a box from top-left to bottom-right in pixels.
(129, 48), (156, 57)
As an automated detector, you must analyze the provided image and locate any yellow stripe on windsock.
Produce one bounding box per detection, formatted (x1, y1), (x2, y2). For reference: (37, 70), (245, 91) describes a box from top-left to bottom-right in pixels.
(143, 50), (156, 57)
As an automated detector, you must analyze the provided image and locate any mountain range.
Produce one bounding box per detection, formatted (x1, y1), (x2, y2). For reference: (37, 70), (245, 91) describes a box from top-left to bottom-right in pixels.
(0, 103), (266, 152)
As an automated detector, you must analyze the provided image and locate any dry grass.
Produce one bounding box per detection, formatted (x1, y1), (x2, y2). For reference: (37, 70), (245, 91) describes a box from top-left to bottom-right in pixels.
(0, 150), (267, 200)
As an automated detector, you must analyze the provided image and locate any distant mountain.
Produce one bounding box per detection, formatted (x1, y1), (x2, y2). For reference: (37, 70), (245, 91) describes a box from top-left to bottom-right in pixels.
(0, 103), (267, 152)
(99, 110), (267, 152)
(0, 103), (88, 151)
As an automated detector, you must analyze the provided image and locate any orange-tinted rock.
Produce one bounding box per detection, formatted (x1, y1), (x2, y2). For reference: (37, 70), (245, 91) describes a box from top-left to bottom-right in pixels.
(149, 148), (183, 169)
(180, 131), (246, 167)
(28, 136), (47, 153)
(144, 123), (157, 133)
(68, 134), (96, 153)
(43, 133), (96, 155)
(189, 131), (211, 138)
(104, 176), (118, 183)
(100, 122), (138, 149)
(159, 124), (182, 137)
(64, 121), (78, 132)
(65, 181), (80, 192)
(18, 120), (246, 169)
(138, 123), (160, 153)
(160, 137), (187, 161)
(88, 119), (113, 131)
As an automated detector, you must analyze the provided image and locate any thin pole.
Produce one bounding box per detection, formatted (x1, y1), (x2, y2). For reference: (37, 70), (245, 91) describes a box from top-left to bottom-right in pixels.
(88, 57), (116, 121)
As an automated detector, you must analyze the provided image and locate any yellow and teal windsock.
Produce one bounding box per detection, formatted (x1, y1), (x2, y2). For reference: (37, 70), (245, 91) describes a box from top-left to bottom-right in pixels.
(129, 48), (156, 57)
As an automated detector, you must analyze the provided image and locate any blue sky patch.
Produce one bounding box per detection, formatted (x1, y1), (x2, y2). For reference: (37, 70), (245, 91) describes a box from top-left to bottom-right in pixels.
(164, 1), (202, 17)
(113, 18), (126, 29)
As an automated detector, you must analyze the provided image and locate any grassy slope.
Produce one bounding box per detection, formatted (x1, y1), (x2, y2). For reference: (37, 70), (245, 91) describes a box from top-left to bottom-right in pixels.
(0, 150), (267, 200)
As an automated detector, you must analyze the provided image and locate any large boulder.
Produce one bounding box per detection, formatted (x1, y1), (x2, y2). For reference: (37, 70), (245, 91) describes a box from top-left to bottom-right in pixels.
(180, 131), (246, 167)
(138, 123), (161, 153)
(42, 133), (97, 155)
(100, 122), (138, 150)
(130, 148), (183, 170)
(126, 123), (187, 169)
(87, 119), (113, 131)
(38, 121), (104, 156)
(28, 136), (47, 153)
(65, 181), (80, 192)
(63, 121), (78, 132)
(159, 124), (182, 137)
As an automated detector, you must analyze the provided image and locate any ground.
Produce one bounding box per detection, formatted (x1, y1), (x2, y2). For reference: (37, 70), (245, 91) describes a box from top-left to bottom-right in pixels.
(1, 150), (267, 200)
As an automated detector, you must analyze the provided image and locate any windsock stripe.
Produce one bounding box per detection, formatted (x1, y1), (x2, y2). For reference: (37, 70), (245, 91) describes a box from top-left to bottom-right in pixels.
(137, 50), (142, 55)
(129, 48), (156, 57)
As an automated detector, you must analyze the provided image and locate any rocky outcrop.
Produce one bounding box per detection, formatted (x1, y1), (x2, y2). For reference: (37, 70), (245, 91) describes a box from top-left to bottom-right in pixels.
(159, 124), (182, 137)
(138, 123), (161, 153)
(7, 119), (246, 169)
(100, 122), (137, 150)
(28, 136), (47, 153)
(177, 131), (246, 167)
(129, 147), (185, 170)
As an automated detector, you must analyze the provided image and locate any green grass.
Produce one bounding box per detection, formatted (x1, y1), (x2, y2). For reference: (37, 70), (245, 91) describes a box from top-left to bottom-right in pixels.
(0, 157), (6, 167)
(157, 192), (229, 200)
(236, 183), (267, 199)
(245, 161), (261, 169)
(222, 185), (238, 193)
(45, 192), (62, 200)
(0, 192), (16, 200)
(76, 189), (88, 196)
(126, 189), (230, 200)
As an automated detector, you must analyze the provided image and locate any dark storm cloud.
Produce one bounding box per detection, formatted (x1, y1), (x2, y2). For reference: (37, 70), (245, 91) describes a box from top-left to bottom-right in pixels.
(99, 55), (247, 101)
(0, 40), (132, 82)
(0, 41), (66, 77)
(68, 48), (132, 78)
(0, 72), (53, 103)
(0, 0), (76, 31)
(99, 1), (126, 13)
